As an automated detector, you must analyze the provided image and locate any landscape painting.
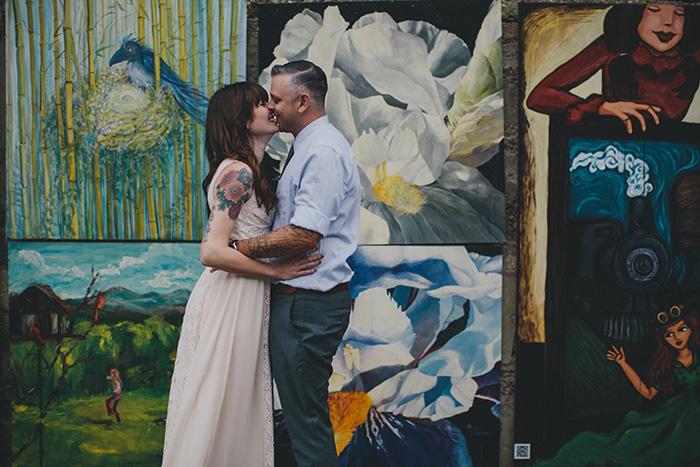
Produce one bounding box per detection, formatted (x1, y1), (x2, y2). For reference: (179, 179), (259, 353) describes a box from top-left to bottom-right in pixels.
(6, 0), (246, 240)
(9, 241), (200, 465)
(258, 0), (505, 244)
(8, 242), (501, 466)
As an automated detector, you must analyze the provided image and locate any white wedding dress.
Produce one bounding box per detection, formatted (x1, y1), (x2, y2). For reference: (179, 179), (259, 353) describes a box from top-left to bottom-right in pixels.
(162, 159), (275, 467)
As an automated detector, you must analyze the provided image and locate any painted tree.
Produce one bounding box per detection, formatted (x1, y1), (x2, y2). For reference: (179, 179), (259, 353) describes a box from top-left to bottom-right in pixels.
(87, 0), (104, 239)
(26, 0), (41, 236)
(13, 0), (31, 237)
(52, 0), (66, 238)
(64, 0), (79, 238)
(38, 0), (52, 237)
(230, 0), (239, 81)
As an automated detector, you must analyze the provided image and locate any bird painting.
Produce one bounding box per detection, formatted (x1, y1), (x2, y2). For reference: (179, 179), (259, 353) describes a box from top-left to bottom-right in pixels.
(109, 36), (209, 125)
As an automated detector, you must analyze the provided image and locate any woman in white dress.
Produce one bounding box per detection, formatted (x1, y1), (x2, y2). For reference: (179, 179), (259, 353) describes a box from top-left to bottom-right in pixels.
(162, 82), (321, 467)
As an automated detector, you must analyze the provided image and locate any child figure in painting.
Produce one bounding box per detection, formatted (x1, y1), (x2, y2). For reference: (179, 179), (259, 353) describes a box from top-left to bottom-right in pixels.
(536, 303), (700, 466)
(105, 368), (122, 424)
(527, 4), (700, 134)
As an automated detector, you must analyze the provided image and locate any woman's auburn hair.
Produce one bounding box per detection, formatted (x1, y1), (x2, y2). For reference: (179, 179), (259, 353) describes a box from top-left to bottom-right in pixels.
(202, 82), (278, 213)
(111, 368), (122, 384)
(646, 309), (700, 395)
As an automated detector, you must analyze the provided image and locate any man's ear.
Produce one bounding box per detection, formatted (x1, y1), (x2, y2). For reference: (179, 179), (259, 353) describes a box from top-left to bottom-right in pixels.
(296, 93), (311, 113)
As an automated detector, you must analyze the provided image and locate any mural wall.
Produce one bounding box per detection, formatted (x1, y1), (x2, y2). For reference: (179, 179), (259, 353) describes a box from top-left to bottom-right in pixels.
(518, 3), (700, 464)
(7, 0), (505, 465)
(6, 0), (246, 240)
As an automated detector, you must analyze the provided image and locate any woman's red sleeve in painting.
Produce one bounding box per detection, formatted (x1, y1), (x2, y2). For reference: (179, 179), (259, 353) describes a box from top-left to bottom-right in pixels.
(527, 36), (615, 124)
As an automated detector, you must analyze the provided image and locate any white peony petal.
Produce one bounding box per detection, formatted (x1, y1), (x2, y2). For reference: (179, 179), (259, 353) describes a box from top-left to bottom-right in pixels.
(359, 208), (391, 244)
(449, 91), (503, 167)
(273, 9), (324, 61)
(335, 15), (443, 115)
(305, 6), (349, 80)
(352, 129), (388, 169)
(346, 288), (413, 342)
(398, 20), (472, 112)
(326, 74), (359, 142)
(369, 370), (479, 420)
(387, 127), (420, 162)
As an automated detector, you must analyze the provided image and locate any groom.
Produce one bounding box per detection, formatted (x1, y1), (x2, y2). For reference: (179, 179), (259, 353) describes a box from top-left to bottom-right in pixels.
(234, 60), (361, 466)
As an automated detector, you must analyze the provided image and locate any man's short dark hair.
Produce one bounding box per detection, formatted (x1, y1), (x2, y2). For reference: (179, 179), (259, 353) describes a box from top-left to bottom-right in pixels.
(271, 60), (328, 109)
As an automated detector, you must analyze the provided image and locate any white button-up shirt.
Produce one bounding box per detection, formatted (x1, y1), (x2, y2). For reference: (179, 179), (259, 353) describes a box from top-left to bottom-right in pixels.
(273, 116), (361, 291)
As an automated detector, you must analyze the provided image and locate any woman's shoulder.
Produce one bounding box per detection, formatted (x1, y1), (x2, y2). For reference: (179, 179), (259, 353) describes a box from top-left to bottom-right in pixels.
(218, 157), (252, 173)
(213, 159), (254, 189)
(209, 159), (255, 208)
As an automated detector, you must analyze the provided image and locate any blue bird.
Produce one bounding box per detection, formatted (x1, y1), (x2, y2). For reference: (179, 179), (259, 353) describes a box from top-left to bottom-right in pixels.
(109, 36), (208, 125)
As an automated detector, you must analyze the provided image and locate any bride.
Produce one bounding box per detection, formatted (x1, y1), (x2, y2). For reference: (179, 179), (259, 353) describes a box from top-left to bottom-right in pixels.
(162, 82), (321, 466)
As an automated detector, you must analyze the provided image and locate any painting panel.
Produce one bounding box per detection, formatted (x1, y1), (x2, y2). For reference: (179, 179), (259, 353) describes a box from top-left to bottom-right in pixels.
(6, 0), (247, 240)
(9, 242), (501, 465)
(523, 128), (700, 465)
(519, 3), (700, 344)
(518, 4), (700, 464)
(258, 0), (505, 244)
(9, 241), (200, 466)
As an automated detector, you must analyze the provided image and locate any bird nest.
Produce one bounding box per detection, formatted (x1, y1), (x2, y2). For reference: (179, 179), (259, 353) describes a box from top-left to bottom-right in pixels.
(87, 66), (179, 152)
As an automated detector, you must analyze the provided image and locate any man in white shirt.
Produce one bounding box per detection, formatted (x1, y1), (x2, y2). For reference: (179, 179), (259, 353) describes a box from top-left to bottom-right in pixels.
(235, 60), (361, 466)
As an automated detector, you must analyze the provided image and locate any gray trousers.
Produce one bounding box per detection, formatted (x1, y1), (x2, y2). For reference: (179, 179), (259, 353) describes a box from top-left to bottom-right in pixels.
(270, 289), (352, 467)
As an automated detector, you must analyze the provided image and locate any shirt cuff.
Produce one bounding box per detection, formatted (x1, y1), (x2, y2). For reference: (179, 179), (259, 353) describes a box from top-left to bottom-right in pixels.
(290, 205), (331, 236)
(565, 94), (606, 125)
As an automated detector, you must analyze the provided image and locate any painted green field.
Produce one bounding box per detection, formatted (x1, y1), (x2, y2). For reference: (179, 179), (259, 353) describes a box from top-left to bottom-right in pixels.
(13, 390), (167, 466)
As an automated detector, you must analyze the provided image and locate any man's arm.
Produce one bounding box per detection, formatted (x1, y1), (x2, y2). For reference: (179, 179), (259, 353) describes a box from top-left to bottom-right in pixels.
(236, 224), (321, 259)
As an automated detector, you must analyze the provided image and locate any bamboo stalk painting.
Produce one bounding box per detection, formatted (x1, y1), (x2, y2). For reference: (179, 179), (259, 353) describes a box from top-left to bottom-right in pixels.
(6, 0), (247, 239)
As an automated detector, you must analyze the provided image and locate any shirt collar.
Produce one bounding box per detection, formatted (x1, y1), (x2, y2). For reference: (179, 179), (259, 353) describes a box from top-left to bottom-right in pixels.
(292, 116), (329, 151)
(673, 351), (697, 369)
(632, 42), (683, 74)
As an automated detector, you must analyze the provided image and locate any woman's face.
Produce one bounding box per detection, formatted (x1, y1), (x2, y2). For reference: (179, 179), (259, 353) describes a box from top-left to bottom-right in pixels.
(638, 4), (685, 53)
(248, 100), (279, 139)
(664, 319), (692, 351)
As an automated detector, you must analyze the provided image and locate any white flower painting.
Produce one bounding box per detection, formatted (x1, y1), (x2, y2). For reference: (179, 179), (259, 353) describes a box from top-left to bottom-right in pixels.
(260, 1), (504, 244)
(336, 246), (502, 420)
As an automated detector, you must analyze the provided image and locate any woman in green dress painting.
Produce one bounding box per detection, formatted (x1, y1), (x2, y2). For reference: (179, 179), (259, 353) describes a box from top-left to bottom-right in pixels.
(537, 304), (700, 466)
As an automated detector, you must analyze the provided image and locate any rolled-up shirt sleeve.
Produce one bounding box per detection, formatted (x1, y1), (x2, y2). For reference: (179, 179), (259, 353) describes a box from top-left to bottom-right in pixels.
(289, 145), (345, 236)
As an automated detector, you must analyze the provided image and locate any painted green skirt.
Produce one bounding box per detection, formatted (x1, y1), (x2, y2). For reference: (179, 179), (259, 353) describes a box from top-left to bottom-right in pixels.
(536, 392), (700, 466)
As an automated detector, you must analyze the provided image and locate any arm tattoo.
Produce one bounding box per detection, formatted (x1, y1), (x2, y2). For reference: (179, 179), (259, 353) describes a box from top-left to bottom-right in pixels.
(215, 167), (253, 221)
(201, 212), (214, 243)
(237, 225), (321, 259)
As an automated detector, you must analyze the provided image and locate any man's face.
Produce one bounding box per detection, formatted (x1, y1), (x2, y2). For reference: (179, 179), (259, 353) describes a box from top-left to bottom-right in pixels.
(268, 74), (298, 134)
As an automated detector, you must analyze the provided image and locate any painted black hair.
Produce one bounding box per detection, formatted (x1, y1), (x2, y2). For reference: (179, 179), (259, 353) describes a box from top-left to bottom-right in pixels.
(604, 5), (700, 101)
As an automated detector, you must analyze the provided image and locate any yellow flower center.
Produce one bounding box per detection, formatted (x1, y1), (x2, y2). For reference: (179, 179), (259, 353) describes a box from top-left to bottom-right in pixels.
(329, 391), (373, 455)
(373, 175), (426, 214)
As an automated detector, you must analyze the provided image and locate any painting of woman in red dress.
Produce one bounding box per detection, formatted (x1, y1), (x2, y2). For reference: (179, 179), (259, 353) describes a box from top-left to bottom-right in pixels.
(527, 4), (700, 134)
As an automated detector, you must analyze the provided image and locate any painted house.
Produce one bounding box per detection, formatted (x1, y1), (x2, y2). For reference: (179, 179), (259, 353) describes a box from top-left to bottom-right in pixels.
(9, 284), (74, 339)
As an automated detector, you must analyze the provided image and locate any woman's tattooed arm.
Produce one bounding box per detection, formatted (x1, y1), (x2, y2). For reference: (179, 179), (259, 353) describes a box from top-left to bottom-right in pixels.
(202, 212), (214, 243)
(216, 168), (253, 221)
(202, 165), (253, 244)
